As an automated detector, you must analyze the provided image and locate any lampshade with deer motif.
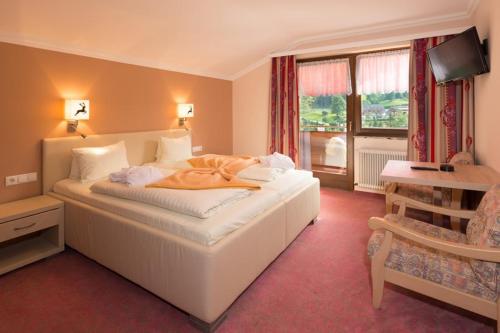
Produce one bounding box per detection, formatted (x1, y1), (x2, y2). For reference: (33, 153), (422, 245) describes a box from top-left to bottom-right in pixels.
(177, 103), (194, 127)
(177, 103), (194, 118)
(65, 100), (90, 120)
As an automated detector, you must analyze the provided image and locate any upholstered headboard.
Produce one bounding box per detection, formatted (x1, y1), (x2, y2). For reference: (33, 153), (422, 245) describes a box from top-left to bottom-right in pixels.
(42, 129), (188, 194)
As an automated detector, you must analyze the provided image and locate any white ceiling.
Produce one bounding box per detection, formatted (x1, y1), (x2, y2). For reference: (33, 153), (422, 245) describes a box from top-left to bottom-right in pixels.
(0, 0), (477, 80)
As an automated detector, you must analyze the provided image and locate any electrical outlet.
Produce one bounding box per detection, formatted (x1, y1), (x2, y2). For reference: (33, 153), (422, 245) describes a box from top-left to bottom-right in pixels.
(17, 174), (29, 183)
(5, 176), (18, 186)
(192, 146), (203, 153)
(27, 172), (37, 182)
(5, 172), (38, 186)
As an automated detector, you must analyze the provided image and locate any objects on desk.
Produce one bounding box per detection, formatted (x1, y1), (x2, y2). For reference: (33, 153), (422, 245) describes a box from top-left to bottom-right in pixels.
(410, 166), (439, 171)
(409, 164), (455, 172)
(440, 163), (455, 172)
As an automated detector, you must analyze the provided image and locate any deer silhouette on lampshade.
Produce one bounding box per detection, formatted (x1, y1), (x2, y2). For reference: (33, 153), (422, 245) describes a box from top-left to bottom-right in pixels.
(73, 102), (88, 118)
(177, 103), (194, 127)
(65, 100), (90, 120)
(65, 99), (90, 138)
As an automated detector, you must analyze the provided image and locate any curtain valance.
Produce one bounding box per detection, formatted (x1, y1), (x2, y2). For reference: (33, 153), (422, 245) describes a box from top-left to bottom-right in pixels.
(356, 49), (410, 95)
(298, 58), (352, 96)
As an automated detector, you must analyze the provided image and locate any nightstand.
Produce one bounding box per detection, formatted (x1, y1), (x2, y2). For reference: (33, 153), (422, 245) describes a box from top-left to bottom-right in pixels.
(0, 195), (64, 275)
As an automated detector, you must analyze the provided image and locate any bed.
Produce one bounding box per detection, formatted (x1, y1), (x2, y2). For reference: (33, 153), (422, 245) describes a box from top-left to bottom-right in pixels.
(43, 129), (320, 332)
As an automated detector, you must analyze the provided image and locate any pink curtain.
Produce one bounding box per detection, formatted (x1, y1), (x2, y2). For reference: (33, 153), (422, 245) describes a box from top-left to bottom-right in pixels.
(408, 37), (474, 163)
(356, 49), (410, 95)
(268, 56), (300, 163)
(298, 59), (352, 96)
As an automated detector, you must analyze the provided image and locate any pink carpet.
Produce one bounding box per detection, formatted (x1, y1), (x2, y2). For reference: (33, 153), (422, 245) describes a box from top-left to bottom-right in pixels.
(0, 188), (494, 332)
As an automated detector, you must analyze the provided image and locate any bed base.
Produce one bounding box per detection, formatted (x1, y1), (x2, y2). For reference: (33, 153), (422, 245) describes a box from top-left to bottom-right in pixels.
(189, 312), (228, 333)
(49, 179), (319, 330)
(189, 213), (318, 332)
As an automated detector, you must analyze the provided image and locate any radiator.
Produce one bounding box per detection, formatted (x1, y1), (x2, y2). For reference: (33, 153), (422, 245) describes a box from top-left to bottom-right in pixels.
(356, 149), (407, 192)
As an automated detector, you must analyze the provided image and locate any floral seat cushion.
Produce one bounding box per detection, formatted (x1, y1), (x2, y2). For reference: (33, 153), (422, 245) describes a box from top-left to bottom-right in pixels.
(395, 184), (434, 204)
(395, 184), (455, 206)
(368, 214), (497, 301)
(466, 184), (500, 294)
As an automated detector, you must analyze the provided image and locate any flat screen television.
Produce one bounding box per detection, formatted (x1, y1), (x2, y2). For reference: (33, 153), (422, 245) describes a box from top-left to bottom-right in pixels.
(427, 26), (489, 84)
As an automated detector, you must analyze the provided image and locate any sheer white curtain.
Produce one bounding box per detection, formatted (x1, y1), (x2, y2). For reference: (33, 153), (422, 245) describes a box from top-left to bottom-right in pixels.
(356, 49), (410, 95)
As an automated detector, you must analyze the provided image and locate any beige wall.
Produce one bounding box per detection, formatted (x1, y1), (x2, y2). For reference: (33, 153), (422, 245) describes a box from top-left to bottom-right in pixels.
(0, 42), (232, 204)
(232, 61), (270, 156)
(473, 0), (500, 172)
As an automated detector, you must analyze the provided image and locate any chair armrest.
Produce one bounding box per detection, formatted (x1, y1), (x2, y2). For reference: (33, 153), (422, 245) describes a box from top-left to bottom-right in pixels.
(391, 194), (475, 219)
(368, 217), (500, 262)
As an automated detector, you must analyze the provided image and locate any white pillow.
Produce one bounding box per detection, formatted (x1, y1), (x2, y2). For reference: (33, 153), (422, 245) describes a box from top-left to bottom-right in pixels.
(68, 145), (113, 180)
(69, 157), (80, 180)
(156, 135), (192, 163)
(71, 141), (129, 182)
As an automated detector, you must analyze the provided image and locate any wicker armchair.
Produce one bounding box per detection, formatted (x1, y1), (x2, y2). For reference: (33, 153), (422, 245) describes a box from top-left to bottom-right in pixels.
(368, 184), (500, 330)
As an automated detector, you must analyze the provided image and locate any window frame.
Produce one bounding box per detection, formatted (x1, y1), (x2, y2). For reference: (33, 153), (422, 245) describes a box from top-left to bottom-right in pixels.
(297, 46), (410, 138)
(354, 47), (410, 137)
(297, 54), (356, 190)
(297, 55), (352, 133)
(354, 94), (408, 137)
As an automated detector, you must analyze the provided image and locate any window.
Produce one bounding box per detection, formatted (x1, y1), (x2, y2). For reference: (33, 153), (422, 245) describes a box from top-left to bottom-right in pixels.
(299, 94), (347, 132)
(296, 47), (410, 179)
(356, 49), (410, 135)
(297, 58), (352, 174)
(298, 58), (352, 132)
(361, 91), (408, 129)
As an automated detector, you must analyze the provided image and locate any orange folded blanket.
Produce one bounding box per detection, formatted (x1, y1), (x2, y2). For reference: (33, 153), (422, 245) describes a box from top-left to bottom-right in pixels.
(146, 154), (261, 190)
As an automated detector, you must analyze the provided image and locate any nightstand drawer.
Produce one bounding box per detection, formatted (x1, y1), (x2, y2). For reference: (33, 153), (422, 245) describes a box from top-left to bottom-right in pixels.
(0, 208), (62, 243)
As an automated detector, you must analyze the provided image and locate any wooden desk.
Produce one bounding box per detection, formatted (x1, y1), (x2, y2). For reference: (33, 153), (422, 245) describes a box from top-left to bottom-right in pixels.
(381, 160), (500, 230)
(381, 161), (500, 191)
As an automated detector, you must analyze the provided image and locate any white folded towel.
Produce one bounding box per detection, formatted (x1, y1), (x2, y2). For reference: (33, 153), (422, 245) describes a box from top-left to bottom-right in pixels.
(237, 165), (285, 182)
(109, 166), (170, 186)
(259, 152), (295, 170)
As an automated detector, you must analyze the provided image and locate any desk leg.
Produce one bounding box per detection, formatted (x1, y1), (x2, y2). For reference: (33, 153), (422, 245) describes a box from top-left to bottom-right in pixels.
(450, 189), (463, 232)
(433, 187), (443, 227)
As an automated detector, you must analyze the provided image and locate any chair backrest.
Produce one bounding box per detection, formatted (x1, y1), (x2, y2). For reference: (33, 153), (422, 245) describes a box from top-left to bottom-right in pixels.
(450, 151), (474, 165)
(466, 184), (500, 245)
(466, 184), (500, 293)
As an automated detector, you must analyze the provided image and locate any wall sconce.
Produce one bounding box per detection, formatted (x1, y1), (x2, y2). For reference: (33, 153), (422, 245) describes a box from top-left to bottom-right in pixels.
(177, 103), (194, 127)
(65, 99), (90, 138)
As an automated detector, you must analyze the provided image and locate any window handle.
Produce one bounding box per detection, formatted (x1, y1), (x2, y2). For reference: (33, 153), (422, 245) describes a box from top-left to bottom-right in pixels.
(348, 121), (352, 132)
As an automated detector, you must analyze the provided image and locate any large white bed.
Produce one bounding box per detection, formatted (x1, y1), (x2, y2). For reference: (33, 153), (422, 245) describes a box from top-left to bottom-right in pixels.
(43, 129), (320, 332)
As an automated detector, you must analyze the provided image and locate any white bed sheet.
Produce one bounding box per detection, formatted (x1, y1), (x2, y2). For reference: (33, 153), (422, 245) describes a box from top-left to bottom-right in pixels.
(53, 169), (314, 246)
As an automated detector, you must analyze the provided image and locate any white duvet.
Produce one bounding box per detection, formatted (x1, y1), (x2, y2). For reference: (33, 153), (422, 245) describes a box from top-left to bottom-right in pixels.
(88, 159), (306, 220)
(90, 181), (251, 219)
